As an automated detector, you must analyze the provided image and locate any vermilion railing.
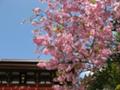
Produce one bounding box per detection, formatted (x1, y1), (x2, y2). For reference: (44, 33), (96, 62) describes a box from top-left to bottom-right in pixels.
(0, 84), (53, 90)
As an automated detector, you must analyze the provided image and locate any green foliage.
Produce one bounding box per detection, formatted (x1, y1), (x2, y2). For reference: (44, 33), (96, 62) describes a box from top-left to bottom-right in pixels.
(115, 32), (120, 42)
(87, 59), (120, 90)
(115, 84), (120, 90)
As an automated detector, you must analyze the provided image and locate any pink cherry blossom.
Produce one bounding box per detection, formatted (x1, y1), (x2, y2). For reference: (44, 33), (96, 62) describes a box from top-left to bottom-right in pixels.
(100, 49), (112, 58)
(29, 0), (120, 89)
(66, 72), (73, 82)
(43, 48), (49, 54)
(93, 60), (103, 66)
(37, 61), (48, 68)
(52, 85), (64, 90)
(32, 7), (41, 15)
(33, 36), (44, 46)
(31, 21), (39, 26)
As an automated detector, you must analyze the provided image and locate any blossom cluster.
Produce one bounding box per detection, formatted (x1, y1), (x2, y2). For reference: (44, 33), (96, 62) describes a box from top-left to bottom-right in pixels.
(30, 0), (120, 89)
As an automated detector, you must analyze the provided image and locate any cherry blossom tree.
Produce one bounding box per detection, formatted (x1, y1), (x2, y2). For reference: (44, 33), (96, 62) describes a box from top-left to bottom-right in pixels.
(24, 0), (120, 89)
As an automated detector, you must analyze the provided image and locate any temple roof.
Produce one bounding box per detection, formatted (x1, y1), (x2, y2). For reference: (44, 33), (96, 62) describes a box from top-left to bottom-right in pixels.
(0, 58), (49, 62)
(0, 59), (50, 70)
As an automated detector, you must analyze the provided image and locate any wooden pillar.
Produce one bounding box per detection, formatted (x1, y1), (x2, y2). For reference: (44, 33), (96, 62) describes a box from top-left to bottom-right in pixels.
(19, 72), (26, 84)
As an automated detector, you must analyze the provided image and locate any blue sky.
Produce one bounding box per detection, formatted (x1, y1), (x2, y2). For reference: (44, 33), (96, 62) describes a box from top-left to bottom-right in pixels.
(0, 0), (48, 59)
